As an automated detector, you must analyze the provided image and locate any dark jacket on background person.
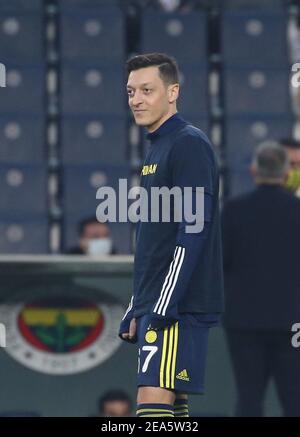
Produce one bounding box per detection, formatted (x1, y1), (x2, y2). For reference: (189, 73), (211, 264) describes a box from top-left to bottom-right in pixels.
(222, 184), (300, 331)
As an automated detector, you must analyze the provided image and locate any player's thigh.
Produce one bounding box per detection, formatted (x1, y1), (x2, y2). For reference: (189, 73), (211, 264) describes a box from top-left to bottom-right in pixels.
(137, 386), (175, 405)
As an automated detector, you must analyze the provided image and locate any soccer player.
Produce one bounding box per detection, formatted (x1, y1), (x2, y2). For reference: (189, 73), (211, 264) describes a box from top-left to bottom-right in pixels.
(119, 53), (224, 418)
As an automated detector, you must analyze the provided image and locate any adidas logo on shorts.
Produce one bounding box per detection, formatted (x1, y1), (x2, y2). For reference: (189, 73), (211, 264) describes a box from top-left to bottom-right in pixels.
(176, 369), (190, 382)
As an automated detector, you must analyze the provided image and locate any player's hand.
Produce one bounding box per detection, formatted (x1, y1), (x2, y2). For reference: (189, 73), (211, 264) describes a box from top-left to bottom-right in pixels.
(122, 318), (137, 341)
(119, 318), (137, 343)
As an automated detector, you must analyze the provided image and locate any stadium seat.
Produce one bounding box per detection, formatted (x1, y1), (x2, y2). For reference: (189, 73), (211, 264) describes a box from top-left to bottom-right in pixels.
(62, 164), (131, 218)
(61, 64), (125, 115)
(0, 115), (45, 163)
(142, 11), (206, 66)
(224, 67), (291, 116)
(0, 218), (48, 254)
(0, 0), (43, 11)
(178, 65), (209, 115)
(63, 218), (132, 254)
(60, 0), (119, 9)
(0, 165), (48, 215)
(225, 116), (294, 167)
(60, 7), (124, 62)
(223, 0), (284, 9)
(0, 66), (45, 113)
(61, 116), (127, 165)
(0, 12), (43, 63)
(222, 11), (288, 66)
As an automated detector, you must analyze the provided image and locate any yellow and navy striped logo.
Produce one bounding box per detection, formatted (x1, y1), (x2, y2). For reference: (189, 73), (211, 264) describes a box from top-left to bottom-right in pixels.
(159, 322), (179, 389)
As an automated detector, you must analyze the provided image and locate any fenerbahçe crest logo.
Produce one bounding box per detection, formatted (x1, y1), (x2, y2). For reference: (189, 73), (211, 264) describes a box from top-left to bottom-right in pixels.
(0, 297), (124, 375)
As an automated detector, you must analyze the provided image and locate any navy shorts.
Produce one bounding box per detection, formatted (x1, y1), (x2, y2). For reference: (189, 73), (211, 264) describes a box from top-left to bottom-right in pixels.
(136, 314), (210, 394)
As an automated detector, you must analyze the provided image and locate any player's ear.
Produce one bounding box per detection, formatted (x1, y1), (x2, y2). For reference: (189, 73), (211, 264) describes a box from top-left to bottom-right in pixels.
(168, 83), (179, 103)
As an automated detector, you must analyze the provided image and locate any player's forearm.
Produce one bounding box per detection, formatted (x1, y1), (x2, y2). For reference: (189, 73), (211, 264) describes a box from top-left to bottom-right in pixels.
(151, 223), (210, 322)
(122, 295), (134, 320)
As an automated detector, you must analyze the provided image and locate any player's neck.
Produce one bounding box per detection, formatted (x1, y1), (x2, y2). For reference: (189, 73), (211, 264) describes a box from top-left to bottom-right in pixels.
(147, 110), (178, 133)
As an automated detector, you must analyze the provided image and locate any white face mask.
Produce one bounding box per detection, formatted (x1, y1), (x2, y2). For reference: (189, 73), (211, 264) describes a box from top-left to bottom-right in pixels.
(87, 238), (112, 256)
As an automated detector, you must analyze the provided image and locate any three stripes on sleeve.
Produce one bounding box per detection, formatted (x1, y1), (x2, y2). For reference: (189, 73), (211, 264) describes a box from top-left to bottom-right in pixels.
(153, 246), (185, 317)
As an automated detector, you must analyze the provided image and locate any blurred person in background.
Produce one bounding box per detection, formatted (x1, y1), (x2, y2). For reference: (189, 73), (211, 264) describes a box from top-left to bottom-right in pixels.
(222, 141), (300, 417)
(98, 390), (133, 417)
(280, 138), (300, 196)
(68, 217), (116, 256)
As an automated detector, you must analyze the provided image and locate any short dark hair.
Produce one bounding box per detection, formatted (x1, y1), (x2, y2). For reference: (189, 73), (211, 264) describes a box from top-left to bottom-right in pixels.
(78, 216), (98, 237)
(279, 138), (300, 149)
(126, 52), (179, 86)
(98, 390), (132, 414)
